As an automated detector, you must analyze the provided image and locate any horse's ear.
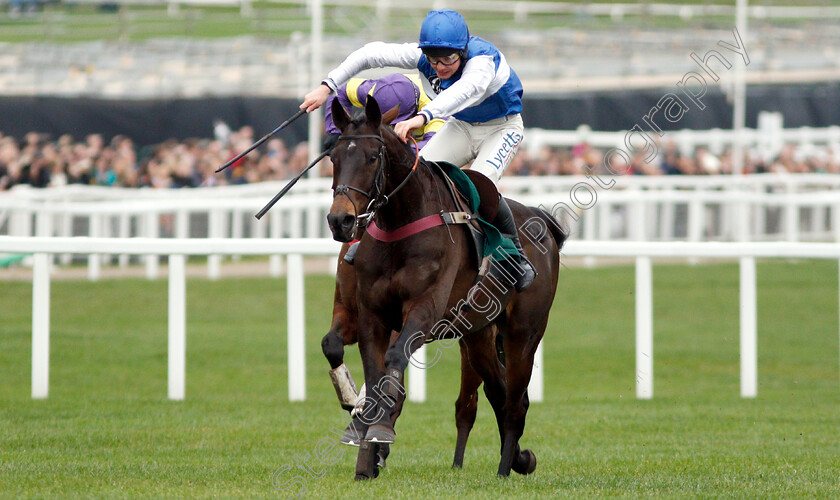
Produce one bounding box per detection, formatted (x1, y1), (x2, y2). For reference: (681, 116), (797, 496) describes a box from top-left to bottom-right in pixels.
(331, 97), (352, 132)
(381, 104), (401, 127)
(364, 96), (382, 129)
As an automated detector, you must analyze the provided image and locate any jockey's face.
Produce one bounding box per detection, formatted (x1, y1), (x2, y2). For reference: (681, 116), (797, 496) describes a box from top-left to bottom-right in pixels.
(428, 53), (461, 80)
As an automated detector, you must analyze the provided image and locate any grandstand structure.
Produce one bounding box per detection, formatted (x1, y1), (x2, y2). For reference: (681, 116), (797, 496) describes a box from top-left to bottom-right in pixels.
(1, 1), (840, 98)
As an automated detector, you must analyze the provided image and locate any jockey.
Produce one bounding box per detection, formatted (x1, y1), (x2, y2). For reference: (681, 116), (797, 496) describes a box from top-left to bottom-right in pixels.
(302, 8), (535, 291)
(322, 73), (445, 153)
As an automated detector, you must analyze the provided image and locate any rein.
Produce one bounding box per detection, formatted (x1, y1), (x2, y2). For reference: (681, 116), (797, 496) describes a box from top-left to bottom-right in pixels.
(333, 131), (472, 243)
(333, 133), (419, 229)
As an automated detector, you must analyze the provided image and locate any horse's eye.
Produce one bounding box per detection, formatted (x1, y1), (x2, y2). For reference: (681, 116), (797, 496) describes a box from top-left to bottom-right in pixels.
(368, 154), (379, 164)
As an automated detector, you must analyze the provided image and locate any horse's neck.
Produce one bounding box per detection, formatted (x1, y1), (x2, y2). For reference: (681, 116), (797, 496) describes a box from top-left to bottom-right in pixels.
(376, 145), (442, 230)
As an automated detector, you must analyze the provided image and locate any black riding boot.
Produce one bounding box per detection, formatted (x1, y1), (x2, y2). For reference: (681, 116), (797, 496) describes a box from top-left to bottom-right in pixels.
(492, 195), (536, 292)
(343, 240), (360, 265)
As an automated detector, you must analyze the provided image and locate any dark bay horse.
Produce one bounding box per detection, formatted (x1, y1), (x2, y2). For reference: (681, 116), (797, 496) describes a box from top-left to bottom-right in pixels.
(320, 244), (495, 471)
(326, 96), (566, 479)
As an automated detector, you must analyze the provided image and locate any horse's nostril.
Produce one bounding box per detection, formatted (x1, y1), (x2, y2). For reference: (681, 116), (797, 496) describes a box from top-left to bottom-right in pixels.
(327, 212), (356, 242)
(327, 213), (340, 229)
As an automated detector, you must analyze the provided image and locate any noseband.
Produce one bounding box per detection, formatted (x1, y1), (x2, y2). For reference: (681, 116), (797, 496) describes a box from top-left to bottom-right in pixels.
(332, 132), (418, 229)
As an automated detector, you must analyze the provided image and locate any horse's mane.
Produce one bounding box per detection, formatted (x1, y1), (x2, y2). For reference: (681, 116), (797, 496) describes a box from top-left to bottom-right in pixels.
(345, 108), (400, 141)
(346, 110), (368, 130)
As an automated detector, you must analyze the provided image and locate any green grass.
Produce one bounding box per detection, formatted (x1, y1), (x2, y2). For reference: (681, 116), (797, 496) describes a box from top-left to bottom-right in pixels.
(2, 1), (830, 44)
(1, 260), (839, 498)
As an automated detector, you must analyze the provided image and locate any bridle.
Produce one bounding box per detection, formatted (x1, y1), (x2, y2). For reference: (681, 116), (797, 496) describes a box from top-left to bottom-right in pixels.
(332, 131), (419, 229)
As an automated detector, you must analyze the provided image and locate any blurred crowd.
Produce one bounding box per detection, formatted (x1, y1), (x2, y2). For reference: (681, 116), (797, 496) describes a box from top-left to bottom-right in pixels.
(0, 127), (313, 190)
(509, 141), (840, 177)
(2, 125), (840, 191)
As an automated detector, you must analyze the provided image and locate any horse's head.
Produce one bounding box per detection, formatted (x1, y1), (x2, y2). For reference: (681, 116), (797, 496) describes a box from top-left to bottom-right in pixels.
(326, 96), (400, 242)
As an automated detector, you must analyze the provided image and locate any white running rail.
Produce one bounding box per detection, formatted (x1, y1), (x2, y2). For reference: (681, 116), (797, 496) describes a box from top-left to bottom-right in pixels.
(2, 236), (839, 403)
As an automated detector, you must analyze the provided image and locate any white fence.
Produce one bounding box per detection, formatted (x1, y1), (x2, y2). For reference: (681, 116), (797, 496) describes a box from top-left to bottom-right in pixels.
(525, 117), (840, 162)
(4, 173), (840, 281)
(2, 236), (839, 403)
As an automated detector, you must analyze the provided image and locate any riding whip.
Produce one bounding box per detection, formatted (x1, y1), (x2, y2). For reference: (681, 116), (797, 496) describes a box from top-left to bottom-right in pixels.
(215, 109), (306, 173)
(254, 150), (331, 220)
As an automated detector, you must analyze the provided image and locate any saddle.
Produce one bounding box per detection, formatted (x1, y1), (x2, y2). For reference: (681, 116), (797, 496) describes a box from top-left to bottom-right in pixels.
(427, 161), (519, 279)
(360, 159), (520, 299)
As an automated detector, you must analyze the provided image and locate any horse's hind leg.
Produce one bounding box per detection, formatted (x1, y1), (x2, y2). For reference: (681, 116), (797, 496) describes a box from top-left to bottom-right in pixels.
(457, 326), (509, 471)
(453, 339), (482, 469)
(497, 326), (544, 477)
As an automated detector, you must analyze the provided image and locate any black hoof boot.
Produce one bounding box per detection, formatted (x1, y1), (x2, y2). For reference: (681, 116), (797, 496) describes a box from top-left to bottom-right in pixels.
(363, 368), (402, 444)
(364, 423), (396, 444)
(354, 441), (380, 480)
(512, 449), (537, 475)
(340, 415), (366, 447)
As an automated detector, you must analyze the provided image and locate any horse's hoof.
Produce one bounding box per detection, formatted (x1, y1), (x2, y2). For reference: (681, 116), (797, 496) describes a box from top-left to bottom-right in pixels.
(340, 419), (365, 447)
(353, 466), (379, 480)
(354, 467), (380, 480)
(364, 423), (395, 444)
(340, 431), (363, 447)
(512, 449), (537, 475)
(376, 444), (390, 468)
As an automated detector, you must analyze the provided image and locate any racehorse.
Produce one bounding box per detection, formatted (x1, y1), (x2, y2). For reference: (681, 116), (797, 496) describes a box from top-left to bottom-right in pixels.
(326, 96), (566, 479)
(319, 256), (493, 471)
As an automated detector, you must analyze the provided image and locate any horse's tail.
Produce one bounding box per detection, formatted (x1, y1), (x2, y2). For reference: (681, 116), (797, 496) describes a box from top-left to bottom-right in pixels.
(532, 207), (569, 251)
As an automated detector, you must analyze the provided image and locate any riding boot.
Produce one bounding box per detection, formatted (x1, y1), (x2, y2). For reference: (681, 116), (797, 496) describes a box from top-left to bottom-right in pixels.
(343, 240), (360, 265)
(492, 195), (536, 292)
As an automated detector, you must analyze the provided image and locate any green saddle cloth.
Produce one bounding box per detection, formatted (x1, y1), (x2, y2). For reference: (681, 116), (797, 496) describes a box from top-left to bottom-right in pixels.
(436, 162), (519, 263)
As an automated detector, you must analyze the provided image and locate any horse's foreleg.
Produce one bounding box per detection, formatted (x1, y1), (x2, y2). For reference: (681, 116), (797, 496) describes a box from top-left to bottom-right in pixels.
(321, 329), (346, 370)
(349, 308), (394, 443)
(453, 339), (482, 469)
(337, 309), (388, 446)
(360, 364), (407, 444)
(354, 441), (380, 481)
(325, 254), (361, 410)
(363, 307), (436, 444)
(323, 310), (360, 411)
(323, 308), (359, 411)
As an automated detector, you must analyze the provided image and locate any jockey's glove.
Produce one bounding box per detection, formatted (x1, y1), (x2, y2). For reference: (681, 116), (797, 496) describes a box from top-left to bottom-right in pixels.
(322, 133), (341, 153)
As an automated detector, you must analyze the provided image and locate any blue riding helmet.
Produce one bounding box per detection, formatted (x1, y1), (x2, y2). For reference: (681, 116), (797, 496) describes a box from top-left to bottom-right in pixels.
(418, 9), (469, 53)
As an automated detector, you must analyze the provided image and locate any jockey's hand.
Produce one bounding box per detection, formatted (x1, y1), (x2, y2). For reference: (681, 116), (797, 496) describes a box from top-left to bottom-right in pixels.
(300, 84), (332, 113)
(394, 115), (426, 143)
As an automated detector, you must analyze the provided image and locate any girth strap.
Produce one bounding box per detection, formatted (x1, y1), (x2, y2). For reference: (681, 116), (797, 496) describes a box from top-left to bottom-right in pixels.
(366, 211), (472, 243)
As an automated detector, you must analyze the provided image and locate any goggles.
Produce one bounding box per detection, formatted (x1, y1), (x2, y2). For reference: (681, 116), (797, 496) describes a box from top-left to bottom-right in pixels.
(426, 53), (460, 67)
